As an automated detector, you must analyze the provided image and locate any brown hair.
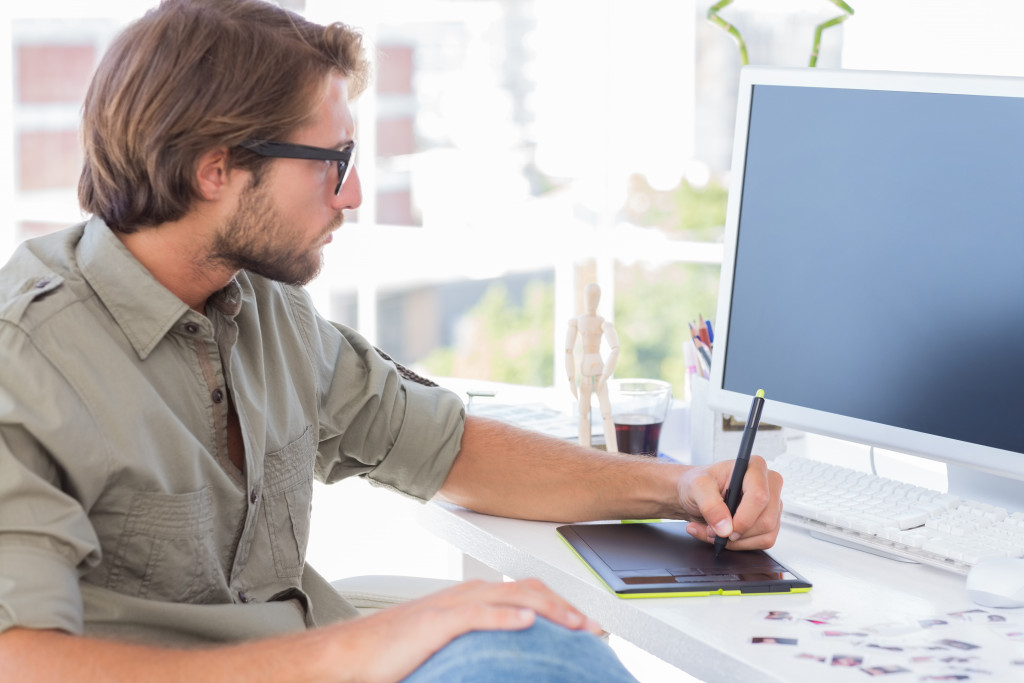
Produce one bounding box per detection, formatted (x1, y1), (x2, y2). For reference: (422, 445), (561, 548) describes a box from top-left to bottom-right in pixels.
(78, 0), (370, 232)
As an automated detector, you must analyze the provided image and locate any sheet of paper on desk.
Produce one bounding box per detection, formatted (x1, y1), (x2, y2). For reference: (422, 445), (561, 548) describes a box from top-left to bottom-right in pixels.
(742, 605), (1024, 681)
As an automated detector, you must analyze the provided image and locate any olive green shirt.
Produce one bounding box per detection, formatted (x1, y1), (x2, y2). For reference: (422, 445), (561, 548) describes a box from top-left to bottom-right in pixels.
(0, 217), (465, 644)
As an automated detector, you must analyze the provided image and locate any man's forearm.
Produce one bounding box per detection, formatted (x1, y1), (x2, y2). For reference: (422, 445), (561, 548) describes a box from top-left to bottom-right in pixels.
(0, 627), (337, 683)
(438, 415), (690, 522)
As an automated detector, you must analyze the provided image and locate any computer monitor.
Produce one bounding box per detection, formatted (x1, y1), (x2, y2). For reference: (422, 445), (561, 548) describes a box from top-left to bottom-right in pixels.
(710, 66), (1024, 510)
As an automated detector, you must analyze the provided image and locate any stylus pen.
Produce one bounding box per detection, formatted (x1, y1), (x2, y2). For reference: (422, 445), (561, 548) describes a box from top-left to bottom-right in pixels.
(714, 389), (765, 558)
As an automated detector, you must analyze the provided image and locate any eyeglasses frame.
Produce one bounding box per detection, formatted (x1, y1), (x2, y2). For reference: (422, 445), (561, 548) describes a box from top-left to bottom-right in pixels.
(238, 139), (356, 195)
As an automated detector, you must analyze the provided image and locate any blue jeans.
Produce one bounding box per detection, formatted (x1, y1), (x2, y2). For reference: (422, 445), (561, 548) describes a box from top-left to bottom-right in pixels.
(402, 616), (639, 683)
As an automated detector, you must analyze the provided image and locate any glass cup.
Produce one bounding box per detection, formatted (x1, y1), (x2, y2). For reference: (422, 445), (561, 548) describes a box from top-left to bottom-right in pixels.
(608, 378), (673, 456)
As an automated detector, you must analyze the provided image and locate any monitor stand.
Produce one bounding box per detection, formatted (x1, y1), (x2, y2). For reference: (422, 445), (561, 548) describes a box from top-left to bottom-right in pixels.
(946, 465), (1024, 513)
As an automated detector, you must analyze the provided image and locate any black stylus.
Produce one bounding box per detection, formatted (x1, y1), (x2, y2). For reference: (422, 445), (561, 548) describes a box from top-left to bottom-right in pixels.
(714, 389), (765, 558)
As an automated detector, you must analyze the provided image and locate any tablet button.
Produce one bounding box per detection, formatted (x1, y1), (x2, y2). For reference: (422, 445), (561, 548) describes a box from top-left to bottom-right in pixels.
(667, 567), (704, 577)
(674, 575), (722, 583)
(703, 566), (741, 576)
(619, 569), (671, 578)
(621, 573), (674, 585)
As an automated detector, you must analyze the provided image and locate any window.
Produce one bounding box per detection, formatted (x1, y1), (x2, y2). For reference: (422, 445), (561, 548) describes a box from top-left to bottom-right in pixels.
(6, 0), (1024, 396)
(303, 0), (710, 396)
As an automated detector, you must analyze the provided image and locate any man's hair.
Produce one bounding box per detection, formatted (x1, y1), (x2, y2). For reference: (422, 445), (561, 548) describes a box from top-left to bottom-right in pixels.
(78, 0), (370, 232)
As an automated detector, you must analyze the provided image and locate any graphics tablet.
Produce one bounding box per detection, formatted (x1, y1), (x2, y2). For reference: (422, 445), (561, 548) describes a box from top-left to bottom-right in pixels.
(557, 521), (812, 598)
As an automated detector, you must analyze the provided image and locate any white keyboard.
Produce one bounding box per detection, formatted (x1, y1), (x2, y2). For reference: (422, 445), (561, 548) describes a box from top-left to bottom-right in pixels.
(772, 454), (1024, 574)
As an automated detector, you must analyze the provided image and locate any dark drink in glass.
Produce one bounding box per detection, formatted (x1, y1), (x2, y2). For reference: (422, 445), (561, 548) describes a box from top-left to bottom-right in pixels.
(614, 414), (663, 456)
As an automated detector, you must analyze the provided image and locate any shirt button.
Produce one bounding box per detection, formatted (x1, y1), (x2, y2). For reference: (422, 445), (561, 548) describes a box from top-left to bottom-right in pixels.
(238, 591), (250, 603)
(34, 279), (50, 289)
(184, 323), (199, 334)
(212, 388), (224, 403)
(250, 488), (259, 505)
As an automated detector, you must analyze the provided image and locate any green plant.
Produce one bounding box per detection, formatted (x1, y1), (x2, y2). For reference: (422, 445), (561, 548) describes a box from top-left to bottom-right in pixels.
(707, 0), (854, 67)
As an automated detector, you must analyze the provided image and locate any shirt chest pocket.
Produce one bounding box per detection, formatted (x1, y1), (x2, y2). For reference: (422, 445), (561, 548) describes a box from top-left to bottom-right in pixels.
(262, 427), (316, 580)
(106, 486), (228, 604)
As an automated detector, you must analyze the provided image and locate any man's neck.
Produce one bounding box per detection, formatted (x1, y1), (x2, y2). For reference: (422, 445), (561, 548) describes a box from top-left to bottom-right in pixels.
(115, 218), (235, 313)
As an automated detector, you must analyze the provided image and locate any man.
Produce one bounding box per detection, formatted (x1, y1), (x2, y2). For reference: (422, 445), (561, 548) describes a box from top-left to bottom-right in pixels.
(0, 1), (783, 680)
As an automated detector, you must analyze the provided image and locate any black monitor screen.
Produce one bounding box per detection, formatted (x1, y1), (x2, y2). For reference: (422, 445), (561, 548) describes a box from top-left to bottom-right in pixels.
(722, 84), (1024, 455)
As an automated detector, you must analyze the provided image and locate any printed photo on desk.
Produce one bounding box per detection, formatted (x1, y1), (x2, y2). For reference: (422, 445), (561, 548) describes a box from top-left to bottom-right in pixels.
(740, 603), (1024, 681)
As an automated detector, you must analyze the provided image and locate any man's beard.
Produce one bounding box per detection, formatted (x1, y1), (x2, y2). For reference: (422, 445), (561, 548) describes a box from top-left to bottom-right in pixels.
(209, 178), (343, 286)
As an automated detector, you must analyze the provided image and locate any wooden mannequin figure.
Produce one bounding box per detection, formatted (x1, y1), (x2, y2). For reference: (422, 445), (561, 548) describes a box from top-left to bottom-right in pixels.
(565, 283), (620, 451)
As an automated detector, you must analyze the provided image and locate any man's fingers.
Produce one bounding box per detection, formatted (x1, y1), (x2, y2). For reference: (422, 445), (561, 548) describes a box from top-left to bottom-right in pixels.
(679, 466), (734, 538)
(440, 579), (601, 636)
(436, 600), (537, 633)
(494, 578), (602, 635)
(680, 456), (784, 550)
(729, 460), (781, 537)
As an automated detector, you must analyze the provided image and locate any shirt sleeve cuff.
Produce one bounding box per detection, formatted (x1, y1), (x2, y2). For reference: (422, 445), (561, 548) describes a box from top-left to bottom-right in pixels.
(0, 545), (84, 635)
(367, 381), (465, 502)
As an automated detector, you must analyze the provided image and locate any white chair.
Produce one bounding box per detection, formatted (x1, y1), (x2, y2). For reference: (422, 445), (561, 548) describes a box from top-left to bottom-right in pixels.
(330, 575), (461, 616)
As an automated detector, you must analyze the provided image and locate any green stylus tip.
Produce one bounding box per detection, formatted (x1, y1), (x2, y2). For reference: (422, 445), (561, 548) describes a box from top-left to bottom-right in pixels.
(756, 389), (765, 398)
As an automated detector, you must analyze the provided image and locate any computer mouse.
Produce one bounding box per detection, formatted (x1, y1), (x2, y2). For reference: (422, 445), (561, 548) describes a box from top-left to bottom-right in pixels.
(965, 557), (1024, 608)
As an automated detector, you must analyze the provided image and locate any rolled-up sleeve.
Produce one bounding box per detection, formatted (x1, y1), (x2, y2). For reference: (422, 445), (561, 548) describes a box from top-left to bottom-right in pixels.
(288, 288), (465, 501)
(0, 329), (103, 635)
(362, 378), (465, 500)
(0, 545), (88, 634)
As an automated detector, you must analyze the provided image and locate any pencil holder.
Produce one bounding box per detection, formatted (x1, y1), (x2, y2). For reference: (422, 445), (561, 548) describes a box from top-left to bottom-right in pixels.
(688, 375), (786, 464)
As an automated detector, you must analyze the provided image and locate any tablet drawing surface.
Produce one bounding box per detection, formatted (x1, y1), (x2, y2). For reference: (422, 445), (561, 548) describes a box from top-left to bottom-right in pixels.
(557, 521), (812, 598)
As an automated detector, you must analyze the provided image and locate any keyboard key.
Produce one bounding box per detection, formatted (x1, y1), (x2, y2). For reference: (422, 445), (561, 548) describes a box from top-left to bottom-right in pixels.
(890, 510), (928, 530)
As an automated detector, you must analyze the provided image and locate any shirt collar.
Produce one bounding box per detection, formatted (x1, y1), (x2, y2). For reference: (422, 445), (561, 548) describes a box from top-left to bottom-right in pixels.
(208, 276), (243, 318)
(77, 217), (241, 359)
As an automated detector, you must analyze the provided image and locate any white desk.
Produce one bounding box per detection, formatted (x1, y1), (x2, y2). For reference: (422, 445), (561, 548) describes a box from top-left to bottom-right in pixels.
(419, 502), (1024, 682)
(423, 384), (1023, 679)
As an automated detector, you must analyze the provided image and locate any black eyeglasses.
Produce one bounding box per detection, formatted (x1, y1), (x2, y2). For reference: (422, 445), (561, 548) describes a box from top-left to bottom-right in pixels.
(239, 139), (356, 194)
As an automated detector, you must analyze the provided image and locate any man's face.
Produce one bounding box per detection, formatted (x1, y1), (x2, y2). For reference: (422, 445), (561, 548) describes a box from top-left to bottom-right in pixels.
(211, 75), (361, 286)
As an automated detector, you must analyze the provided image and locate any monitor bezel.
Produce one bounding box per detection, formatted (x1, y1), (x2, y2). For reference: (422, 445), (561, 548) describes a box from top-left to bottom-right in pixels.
(709, 65), (1024, 484)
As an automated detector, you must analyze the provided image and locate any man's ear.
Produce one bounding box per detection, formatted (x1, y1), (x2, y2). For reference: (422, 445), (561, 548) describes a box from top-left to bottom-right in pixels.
(195, 148), (234, 200)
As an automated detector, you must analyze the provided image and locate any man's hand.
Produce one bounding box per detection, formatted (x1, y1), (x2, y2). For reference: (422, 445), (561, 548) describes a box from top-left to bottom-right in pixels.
(676, 456), (783, 551)
(325, 578), (602, 683)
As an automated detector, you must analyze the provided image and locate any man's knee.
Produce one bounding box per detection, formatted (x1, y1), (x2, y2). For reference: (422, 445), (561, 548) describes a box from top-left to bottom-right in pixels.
(402, 616), (637, 683)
